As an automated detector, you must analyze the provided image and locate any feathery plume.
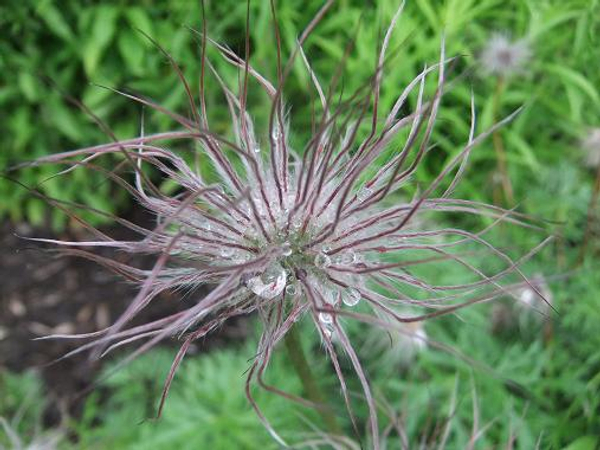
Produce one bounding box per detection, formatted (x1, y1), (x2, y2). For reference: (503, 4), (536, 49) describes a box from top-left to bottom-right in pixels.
(17, 4), (548, 447)
(581, 128), (600, 168)
(361, 316), (428, 368)
(479, 32), (531, 77)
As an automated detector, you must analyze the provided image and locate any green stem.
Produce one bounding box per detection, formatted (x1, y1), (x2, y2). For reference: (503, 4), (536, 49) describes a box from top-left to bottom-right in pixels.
(492, 76), (515, 206)
(578, 162), (600, 264)
(284, 324), (341, 435)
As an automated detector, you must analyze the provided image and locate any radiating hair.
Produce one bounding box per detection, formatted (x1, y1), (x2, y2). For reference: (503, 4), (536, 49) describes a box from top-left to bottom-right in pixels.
(17, 2), (550, 447)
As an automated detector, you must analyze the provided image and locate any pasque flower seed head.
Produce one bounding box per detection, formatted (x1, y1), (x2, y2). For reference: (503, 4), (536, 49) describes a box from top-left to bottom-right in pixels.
(479, 32), (531, 77)
(20, 3), (549, 447)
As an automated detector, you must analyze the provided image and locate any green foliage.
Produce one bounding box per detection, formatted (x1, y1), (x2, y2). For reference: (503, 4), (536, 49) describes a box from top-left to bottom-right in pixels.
(1, 252), (595, 448)
(346, 250), (600, 448)
(0, 370), (48, 447)
(67, 337), (324, 450)
(60, 246), (600, 448)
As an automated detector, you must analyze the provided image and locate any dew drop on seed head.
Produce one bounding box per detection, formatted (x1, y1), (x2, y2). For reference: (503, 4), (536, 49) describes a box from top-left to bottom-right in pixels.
(281, 242), (292, 256)
(272, 125), (280, 140)
(319, 312), (333, 324)
(342, 287), (361, 307)
(314, 253), (331, 269)
(337, 251), (356, 265)
(285, 283), (298, 297)
(247, 263), (287, 299)
(358, 187), (373, 202)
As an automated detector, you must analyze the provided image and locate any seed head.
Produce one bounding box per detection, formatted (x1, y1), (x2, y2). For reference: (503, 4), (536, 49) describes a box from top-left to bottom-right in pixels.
(362, 316), (428, 367)
(581, 128), (600, 168)
(21, 5), (548, 447)
(516, 273), (553, 311)
(479, 32), (531, 77)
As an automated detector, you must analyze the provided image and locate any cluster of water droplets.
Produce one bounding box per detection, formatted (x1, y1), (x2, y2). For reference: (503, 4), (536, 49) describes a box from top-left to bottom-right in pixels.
(232, 177), (368, 337)
(314, 246), (361, 270)
(316, 284), (362, 339)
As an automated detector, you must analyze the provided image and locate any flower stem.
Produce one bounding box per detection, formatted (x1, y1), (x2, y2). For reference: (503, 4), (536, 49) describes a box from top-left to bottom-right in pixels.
(492, 77), (515, 206)
(578, 162), (600, 263)
(284, 324), (341, 435)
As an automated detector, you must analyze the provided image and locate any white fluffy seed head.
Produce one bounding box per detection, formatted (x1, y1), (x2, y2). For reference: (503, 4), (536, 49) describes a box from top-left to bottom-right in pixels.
(581, 128), (600, 168)
(362, 318), (428, 367)
(516, 273), (553, 312)
(479, 32), (531, 77)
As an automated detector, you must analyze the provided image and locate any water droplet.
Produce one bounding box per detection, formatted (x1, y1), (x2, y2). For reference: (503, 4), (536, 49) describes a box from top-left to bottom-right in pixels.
(220, 247), (234, 258)
(285, 283), (298, 297)
(337, 251), (356, 265)
(247, 264), (287, 299)
(272, 125), (281, 140)
(281, 242), (292, 256)
(342, 287), (361, 307)
(314, 253), (331, 269)
(358, 187), (373, 202)
(319, 312), (333, 324)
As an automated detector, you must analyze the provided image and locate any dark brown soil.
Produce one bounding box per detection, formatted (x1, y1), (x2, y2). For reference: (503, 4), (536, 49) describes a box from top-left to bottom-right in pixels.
(0, 207), (250, 427)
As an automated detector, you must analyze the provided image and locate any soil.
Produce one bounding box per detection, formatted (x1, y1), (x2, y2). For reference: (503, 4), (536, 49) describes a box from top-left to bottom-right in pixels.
(0, 206), (250, 427)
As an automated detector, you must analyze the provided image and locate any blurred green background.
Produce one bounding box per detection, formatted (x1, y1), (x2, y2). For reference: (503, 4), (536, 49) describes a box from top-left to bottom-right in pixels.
(1, 0), (599, 448)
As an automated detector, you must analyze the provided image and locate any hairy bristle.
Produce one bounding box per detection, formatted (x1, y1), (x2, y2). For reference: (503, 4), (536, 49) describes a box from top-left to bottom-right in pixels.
(18, 4), (548, 448)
